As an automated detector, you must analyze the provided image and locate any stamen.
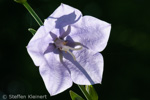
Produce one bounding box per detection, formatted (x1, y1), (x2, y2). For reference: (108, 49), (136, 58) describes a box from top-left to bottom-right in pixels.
(63, 41), (68, 45)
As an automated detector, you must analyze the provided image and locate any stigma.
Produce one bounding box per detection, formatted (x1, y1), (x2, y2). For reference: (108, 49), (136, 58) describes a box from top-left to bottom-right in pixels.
(54, 38), (82, 61)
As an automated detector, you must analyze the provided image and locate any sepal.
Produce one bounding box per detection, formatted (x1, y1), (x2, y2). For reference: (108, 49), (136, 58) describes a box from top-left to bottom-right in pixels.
(70, 90), (84, 100)
(85, 85), (98, 100)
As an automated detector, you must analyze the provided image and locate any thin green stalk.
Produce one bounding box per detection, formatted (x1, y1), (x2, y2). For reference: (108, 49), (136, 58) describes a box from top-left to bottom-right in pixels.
(23, 1), (43, 26)
(78, 85), (92, 100)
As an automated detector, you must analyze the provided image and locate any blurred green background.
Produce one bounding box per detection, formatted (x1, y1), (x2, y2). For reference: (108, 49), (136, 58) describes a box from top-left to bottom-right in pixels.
(0, 0), (150, 100)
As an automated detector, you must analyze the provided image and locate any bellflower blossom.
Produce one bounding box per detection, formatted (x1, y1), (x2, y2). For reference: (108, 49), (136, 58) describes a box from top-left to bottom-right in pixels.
(27, 3), (111, 96)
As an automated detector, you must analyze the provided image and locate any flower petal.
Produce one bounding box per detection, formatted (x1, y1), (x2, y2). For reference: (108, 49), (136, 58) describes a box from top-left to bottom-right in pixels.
(27, 26), (53, 66)
(40, 49), (73, 96)
(44, 3), (82, 36)
(66, 16), (111, 52)
(63, 48), (104, 85)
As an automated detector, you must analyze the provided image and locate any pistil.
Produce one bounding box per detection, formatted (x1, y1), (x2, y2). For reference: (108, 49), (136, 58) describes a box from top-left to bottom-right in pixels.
(54, 38), (82, 61)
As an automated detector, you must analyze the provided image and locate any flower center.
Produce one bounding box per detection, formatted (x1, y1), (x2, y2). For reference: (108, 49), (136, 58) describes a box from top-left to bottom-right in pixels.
(54, 38), (82, 61)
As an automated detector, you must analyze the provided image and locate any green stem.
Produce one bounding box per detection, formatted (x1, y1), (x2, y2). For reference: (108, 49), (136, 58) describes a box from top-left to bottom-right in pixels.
(78, 85), (92, 100)
(23, 1), (43, 26)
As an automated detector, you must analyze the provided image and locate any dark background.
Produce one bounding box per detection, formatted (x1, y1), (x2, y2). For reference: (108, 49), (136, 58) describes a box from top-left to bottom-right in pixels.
(0, 0), (150, 100)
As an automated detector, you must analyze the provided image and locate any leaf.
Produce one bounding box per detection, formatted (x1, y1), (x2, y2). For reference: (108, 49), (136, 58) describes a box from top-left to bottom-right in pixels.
(85, 85), (98, 100)
(28, 28), (36, 35)
(69, 90), (85, 100)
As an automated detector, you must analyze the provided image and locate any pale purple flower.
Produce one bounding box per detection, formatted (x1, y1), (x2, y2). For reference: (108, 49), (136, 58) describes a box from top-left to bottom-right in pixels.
(27, 3), (111, 96)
